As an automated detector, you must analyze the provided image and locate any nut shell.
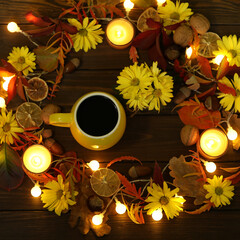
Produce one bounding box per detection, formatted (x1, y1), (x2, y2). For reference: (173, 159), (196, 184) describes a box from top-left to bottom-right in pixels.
(173, 87), (191, 104)
(44, 138), (64, 155)
(164, 45), (180, 60)
(41, 104), (61, 125)
(64, 58), (80, 73)
(190, 13), (210, 35)
(173, 25), (193, 47)
(180, 125), (199, 146)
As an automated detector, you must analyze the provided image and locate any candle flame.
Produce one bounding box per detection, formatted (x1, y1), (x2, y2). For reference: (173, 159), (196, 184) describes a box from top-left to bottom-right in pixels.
(157, 0), (166, 6)
(0, 97), (6, 108)
(213, 55), (224, 65)
(186, 46), (193, 59)
(2, 75), (15, 91)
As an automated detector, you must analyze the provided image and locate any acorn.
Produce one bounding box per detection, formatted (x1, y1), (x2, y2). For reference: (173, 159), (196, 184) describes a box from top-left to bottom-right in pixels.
(42, 129), (53, 139)
(173, 87), (191, 104)
(128, 166), (152, 179)
(204, 95), (220, 111)
(64, 58), (80, 73)
(41, 104), (61, 125)
(190, 13), (210, 35)
(44, 138), (64, 155)
(173, 25), (193, 47)
(164, 45), (180, 60)
(87, 195), (104, 212)
(180, 125), (199, 146)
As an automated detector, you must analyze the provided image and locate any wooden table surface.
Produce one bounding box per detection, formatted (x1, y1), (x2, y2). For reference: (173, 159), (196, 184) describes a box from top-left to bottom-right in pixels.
(0, 0), (240, 239)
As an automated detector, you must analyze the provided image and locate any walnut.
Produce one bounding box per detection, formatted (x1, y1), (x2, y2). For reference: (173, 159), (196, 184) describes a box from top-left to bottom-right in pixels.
(173, 25), (193, 47)
(190, 13), (210, 35)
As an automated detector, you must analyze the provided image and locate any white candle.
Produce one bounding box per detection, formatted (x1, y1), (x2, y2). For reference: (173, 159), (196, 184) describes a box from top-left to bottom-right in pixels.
(23, 145), (52, 173)
(199, 128), (228, 158)
(106, 19), (134, 49)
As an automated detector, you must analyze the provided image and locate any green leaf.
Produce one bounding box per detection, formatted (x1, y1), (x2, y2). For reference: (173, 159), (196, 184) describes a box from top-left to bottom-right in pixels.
(34, 46), (59, 72)
(131, 0), (156, 8)
(0, 143), (24, 191)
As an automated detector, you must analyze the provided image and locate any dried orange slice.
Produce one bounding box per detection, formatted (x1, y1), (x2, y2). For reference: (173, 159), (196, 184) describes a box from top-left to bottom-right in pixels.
(16, 102), (43, 129)
(25, 77), (48, 101)
(90, 168), (120, 197)
(137, 7), (161, 32)
(198, 32), (221, 58)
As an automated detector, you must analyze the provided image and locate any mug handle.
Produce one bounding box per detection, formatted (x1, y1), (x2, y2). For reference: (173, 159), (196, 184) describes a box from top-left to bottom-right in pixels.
(49, 113), (72, 127)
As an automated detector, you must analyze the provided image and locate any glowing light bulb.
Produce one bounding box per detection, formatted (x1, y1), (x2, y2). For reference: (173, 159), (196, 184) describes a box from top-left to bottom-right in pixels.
(115, 201), (127, 214)
(227, 127), (238, 141)
(2, 75), (15, 91)
(124, 0), (134, 13)
(152, 209), (163, 221)
(186, 46), (193, 59)
(88, 160), (100, 171)
(205, 161), (216, 173)
(92, 214), (104, 225)
(7, 22), (21, 33)
(157, 0), (166, 6)
(31, 183), (42, 197)
(213, 55), (224, 65)
(0, 97), (6, 108)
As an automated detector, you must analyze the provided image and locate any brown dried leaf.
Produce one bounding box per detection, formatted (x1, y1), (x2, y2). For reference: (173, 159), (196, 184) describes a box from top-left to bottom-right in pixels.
(169, 155), (207, 205)
(69, 179), (113, 237)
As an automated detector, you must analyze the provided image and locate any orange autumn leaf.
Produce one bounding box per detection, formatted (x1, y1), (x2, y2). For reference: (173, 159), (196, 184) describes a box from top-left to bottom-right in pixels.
(186, 201), (213, 214)
(176, 99), (221, 129)
(129, 46), (139, 63)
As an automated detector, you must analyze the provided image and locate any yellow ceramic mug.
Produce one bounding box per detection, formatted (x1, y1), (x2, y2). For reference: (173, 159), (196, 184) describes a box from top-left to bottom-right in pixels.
(49, 92), (126, 150)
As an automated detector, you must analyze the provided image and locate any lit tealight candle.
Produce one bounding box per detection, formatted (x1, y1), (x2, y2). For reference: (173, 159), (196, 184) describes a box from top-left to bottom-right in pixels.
(106, 18), (135, 49)
(23, 144), (52, 173)
(198, 128), (228, 159)
(186, 46), (193, 59)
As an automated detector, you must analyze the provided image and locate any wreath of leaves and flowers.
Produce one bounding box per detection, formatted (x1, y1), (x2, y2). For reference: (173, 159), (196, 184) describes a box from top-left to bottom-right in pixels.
(0, 0), (240, 237)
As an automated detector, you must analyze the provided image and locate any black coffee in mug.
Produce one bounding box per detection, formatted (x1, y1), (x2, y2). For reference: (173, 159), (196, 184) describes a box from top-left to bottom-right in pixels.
(76, 95), (119, 136)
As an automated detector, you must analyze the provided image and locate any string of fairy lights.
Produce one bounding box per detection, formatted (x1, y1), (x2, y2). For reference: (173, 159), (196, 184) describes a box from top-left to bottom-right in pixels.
(2, 0), (239, 224)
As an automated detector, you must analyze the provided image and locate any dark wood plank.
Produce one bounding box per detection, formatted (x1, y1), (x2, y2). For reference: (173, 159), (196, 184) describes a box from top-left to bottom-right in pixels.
(0, 211), (239, 240)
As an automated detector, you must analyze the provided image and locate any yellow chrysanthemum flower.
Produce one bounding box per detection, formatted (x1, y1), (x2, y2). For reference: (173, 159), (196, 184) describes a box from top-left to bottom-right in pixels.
(158, 0), (193, 26)
(213, 35), (240, 67)
(147, 62), (174, 112)
(68, 17), (104, 52)
(144, 182), (185, 220)
(204, 175), (234, 207)
(218, 73), (240, 113)
(7, 46), (36, 76)
(116, 62), (153, 101)
(125, 91), (149, 111)
(0, 108), (24, 145)
(41, 175), (78, 216)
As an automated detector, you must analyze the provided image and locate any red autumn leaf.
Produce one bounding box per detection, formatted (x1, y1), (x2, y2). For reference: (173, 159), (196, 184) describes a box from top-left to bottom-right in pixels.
(197, 56), (214, 79)
(107, 156), (142, 168)
(148, 34), (167, 70)
(129, 46), (139, 63)
(227, 65), (240, 76)
(108, 6), (125, 18)
(174, 59), (186, 78)
(162, 29), (173, 48)
(153, 162), (164, 188)
(1, 59), (17, 74)
(177, 100), (221, 129)
(25, 12), (51, 27)
(164, 21), (185, 30)
(58, 7), (75, 19)
(116, 172), (143, 200)
(132, 29), (160, 50)
(186, 201), (213, 214)
(58, 22), (78, 34)
(196, 85), (217, 100)
(16, 78), (26, 101)
(7, 76), (17, 104)
(225, 171), (240, 184)
(26, 25), (56, 37)
(218, 82), (236, 96)
(216, 56), (230, 80)
(146, 18), (162, 29)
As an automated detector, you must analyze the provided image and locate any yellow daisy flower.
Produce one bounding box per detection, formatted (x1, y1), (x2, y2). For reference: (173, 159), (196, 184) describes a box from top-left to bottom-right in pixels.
(144, 182), (185, 219)
(204, 175), (234, 207)
(125, 91), (149, 111)
(218, 73), (240, 113)
(0, 108), (24, 145)
(147, 62), (174, 112)
(116, 62), (153, 99)
(7, 46), (36, 76)
(41, 175), (78, 216)
(213, 35), (240, 67)
(158, 0), (193, 27)
(68, 17), (104, 52)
